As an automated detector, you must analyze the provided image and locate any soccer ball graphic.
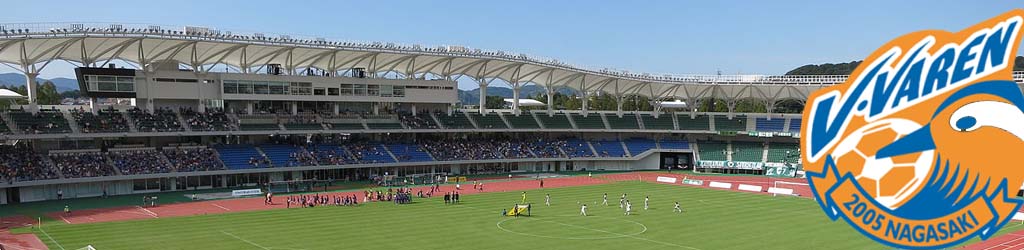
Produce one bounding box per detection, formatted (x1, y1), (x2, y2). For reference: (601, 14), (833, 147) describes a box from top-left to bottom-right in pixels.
(831, 118), (935, 209)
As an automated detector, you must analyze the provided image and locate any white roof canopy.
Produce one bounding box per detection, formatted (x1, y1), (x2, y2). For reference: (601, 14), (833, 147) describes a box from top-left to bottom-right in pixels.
(0, 23), (1022, 104)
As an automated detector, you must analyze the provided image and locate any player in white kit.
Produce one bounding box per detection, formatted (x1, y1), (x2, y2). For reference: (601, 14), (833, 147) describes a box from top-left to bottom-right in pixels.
(580, 204), (588, 216)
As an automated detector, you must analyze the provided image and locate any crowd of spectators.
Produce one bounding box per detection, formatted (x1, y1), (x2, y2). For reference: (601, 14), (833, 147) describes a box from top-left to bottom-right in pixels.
(0, 145), (58, 182)
(181, 108), (234, 131)
(309, 145), (354, 165)
(130, 107), (184, 132)
(421, 139), (503, 161)
(399, 113), (437, 129)
(286, 151), (318, 167)
(347, 143), (392, 164)
(51, 152), (115, 178)
(10, 109), (71, 134)
(528, 139), (567, 158)
(163, 147), (226, 172)
(71, 108), (130, 133)
(108, 150), (172, 175)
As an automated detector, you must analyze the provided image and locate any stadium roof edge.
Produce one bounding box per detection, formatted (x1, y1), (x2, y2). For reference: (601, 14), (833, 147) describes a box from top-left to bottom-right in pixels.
(0, 22), (1022, 105)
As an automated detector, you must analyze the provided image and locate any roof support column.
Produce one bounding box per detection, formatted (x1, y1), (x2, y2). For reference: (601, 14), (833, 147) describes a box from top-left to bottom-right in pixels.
(478, 79), (488, 114)
(24, 71), (38, 110)
(581, 92), (589, 116)
(512, 84), (521, 115)
(546, 88), (554, 116)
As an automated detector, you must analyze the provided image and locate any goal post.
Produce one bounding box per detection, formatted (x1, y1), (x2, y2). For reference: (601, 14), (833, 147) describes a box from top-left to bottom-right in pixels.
(770, 181), (810, 197)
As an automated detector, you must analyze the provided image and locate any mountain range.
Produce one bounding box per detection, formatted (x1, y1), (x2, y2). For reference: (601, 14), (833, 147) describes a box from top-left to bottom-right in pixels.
(0, 73), (78, 92)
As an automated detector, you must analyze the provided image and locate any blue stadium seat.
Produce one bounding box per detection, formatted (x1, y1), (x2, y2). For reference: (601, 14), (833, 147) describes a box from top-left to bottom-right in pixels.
(755, 118), (785, 132)
(623, 138), (657, 156)
(590, 140), (626, 157)
(213, 145), (268, 170)
(386, 143), (434, 162)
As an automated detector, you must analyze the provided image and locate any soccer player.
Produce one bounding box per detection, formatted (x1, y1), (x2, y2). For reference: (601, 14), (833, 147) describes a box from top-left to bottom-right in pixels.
(545, 194), (551, 206)
(602, 193), (609, 206)
(521, 192), (527, 203)
(644, 196), (649, 210)
(674, 201), (683, 213)
(625, 200), (632, 216)
(580, 203), (588, 216)
(619, 196), (624, 208)
(64, 205), (70, 216)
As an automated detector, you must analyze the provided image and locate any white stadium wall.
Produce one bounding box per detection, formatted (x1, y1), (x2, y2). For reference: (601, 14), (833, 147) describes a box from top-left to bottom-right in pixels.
(18, 181), (135, 202)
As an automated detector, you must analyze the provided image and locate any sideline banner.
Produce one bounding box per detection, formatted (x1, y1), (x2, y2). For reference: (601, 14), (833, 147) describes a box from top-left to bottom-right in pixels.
(697, 160), (764, 170)
(231, 189), (263, 197)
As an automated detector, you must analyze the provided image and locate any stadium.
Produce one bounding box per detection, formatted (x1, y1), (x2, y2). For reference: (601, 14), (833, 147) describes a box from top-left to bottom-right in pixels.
(0, 10), (1023, 250)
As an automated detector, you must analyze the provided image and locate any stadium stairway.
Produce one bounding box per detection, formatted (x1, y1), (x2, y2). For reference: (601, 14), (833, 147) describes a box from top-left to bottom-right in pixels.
(259, 144), (310, 167)
(385, 143), (435, 162)
(103, 154), (123, 176)
(61, 111), (82, 134)
(0, 113), (18, 134)
(623, 138), (658, 156)
(787, 118), (802, 133)
(213, 145), (267, 169)
(590, 140), (627, 157)
(562, 138), (596, 158)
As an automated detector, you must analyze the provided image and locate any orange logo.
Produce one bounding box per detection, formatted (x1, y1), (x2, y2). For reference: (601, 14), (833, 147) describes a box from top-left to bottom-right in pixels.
(802, 9), (1024, 249)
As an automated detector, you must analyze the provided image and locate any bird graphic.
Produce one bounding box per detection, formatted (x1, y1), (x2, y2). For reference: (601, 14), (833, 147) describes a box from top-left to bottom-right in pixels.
(876, 80), (1024, 219)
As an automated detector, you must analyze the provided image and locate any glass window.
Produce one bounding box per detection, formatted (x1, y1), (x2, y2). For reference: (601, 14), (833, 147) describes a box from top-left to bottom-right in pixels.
(223, 81), (238, 94)
(98, 82), (117, 91)
(393, 86), (405, 97)
(314, 88), (326, 96)
(253, 81), (269, 94)
(328, 88), (339, 96)
(269, 82), (287, 95)
(117, 82), (134, 92)
(238, 81), (253, 94)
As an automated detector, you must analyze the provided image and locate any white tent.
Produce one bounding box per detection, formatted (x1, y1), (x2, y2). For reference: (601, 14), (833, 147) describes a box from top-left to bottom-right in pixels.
(0, 89), (25, 100)
(503, 98), (546, 107)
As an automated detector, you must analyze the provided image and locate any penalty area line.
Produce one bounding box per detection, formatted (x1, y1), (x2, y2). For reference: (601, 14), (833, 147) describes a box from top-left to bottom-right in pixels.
(221, 231), (270, 250)
(37, 226), (66, 250)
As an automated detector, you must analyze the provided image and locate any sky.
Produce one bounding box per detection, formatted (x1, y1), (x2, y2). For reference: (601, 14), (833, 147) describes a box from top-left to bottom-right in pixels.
(1, 0), (1022, 90)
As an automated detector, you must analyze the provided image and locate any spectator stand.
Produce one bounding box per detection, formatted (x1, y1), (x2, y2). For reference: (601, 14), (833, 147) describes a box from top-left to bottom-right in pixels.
(106, 147), (173, 175)
(161, 145), (227, 172)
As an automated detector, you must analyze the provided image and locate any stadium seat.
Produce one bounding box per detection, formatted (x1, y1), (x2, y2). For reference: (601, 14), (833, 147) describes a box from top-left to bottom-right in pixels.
(731, 141), (764, 162)
(623, 138), (657, 156)
(755, 117), (785, 132)
(535, 113), (573, 129)
(713, 115), (746, 132)
(436, 113), (476, 129)
(386, 143), (434, 162)
(504, 113), (540, 129)
(606, 114), (640, 129)
(590, 140), (626, 157)
(213, 145), (270, 169)
(259, 144), (315, 167)
(788, 118), (802, 133)
(697, 142), (728, 161)
(570, 113), (606, 129)
(641, 114), (674, 130)
(677, 115), (710, 131)
(9, 109), (72, 134)
(468, 112), (508, 129)
(766, 143), (800, 163)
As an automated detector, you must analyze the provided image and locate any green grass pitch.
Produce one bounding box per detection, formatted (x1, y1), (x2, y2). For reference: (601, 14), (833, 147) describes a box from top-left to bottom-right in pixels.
(27, 181), (1022, 250)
